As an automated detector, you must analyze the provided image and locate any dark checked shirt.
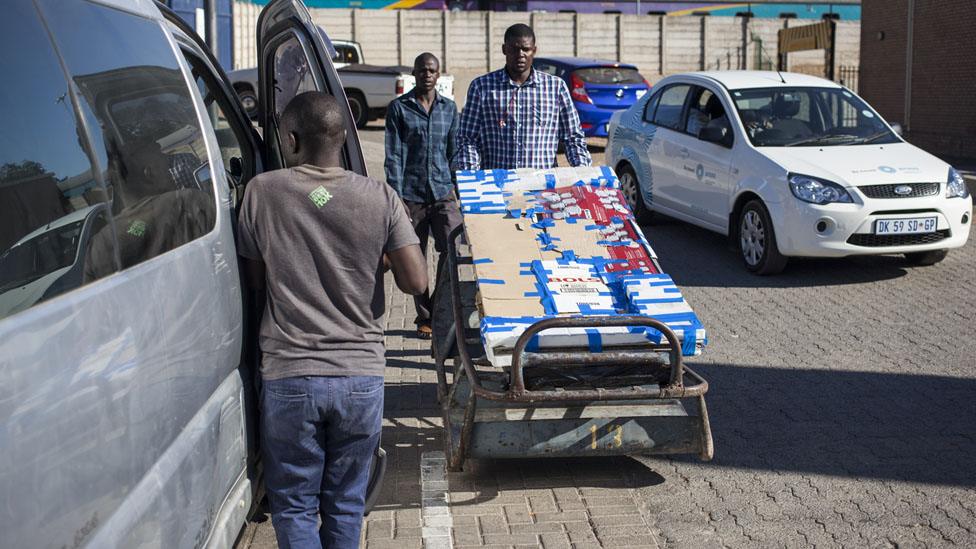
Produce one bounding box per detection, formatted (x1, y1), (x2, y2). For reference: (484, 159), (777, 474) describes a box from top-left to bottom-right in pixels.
(384, 92), (459, 203)
(454, 68), (591, 171)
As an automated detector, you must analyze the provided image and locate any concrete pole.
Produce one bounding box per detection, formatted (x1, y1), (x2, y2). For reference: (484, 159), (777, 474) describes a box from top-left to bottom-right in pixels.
(204, 0), (218, 59)
(904, 0), (914, 131)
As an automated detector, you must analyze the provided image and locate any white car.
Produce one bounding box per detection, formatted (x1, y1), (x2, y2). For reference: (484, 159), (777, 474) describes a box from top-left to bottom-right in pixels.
(606, 71), (972, 274)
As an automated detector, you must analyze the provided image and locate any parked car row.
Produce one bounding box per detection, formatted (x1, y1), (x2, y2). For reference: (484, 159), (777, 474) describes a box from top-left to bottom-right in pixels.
(606, 70), (972, 274)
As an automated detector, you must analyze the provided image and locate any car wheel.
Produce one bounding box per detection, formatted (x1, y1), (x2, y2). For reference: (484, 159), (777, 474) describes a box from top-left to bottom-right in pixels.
(237, 87), (258, 119)
(904, 249), (948, 266)
(738, 199), (787, 275)
(618, 164), (653, 224)
(347, 91), (368, 129)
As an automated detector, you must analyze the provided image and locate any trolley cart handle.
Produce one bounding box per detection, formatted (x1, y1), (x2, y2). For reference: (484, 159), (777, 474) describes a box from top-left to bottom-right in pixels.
(510, 316), (684, 395)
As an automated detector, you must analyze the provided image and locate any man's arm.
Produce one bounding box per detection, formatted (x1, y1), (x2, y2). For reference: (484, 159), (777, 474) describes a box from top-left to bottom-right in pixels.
(453, 80), (483, 171)
(387, 244), (427, 295)
(242, 257), (266, 291)
(384, 103), (404, 195)
(447, 103), (460, 190)
(556, 81), (592, 167)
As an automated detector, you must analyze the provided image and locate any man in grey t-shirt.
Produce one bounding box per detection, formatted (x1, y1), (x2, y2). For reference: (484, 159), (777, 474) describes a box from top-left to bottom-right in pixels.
(236, 92), (426, 548)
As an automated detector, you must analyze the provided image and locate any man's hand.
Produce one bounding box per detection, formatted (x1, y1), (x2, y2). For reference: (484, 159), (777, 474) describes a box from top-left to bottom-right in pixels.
(387, 244), (427, 295)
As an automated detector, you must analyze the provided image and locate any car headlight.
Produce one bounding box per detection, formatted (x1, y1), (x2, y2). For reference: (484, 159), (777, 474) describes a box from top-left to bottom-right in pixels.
(788, 173), (853, 205)
(947, 167), (970, 199)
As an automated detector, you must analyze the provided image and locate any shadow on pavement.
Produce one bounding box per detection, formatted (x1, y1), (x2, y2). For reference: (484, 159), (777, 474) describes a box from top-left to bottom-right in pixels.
(667, 363), (976, 488)
(641, 216), (912, 287)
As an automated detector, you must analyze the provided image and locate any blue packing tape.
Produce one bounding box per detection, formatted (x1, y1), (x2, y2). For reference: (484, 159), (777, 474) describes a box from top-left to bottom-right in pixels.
(507, 209), (523, 218)
(524, 291), (542, 297)
(532, 218), (555, 229)
(479, 278), (506, 285)
(525, 334), (540, 352)
(565, 217), (577, 224)
(472, 258), (493, 264)
(584, 224), (600, 231)
(631, 297), (686, 304)
(519, 270), (533, 276)
(561, 250), (577, 262)
(577, 304), (619, 315)
(585, 328), (603, 353)
(545, 174), (557, 189)
(601, 166), (614, 180)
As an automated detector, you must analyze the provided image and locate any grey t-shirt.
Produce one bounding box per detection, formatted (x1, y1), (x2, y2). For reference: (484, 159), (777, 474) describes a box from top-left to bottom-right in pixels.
(236, 165), (419, 380)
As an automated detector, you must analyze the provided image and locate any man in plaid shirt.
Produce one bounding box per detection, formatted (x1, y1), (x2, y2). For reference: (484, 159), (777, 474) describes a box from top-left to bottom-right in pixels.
(454, 24), (591, 170)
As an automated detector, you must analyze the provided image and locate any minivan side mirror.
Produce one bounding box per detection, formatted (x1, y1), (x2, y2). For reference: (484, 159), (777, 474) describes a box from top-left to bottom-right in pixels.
(890, 122), (904, 136)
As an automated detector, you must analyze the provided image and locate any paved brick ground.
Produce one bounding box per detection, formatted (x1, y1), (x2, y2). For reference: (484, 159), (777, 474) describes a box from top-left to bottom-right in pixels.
(236, 127), (976, 548)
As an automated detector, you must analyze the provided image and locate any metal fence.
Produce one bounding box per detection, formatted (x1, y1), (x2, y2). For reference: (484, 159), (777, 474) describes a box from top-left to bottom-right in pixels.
(837, 65), (859, 92)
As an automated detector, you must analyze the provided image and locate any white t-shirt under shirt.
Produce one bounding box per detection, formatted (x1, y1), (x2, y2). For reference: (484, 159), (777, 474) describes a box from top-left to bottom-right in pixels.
(236, 165), (419, 380)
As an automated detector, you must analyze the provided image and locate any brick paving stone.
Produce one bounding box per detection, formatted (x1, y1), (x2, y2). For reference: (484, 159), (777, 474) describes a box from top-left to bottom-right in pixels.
(482, 533), (542, 545)
(533, 512), (589, 523)
(510, 522), (566, 534)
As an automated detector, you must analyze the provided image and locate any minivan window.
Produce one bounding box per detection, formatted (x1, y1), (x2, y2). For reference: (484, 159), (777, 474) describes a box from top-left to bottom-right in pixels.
(183, 49), (250, 191)
(273, 33), (319, 120)
(730, 87), (899, 147)
(653, 85), (691, 131)
(0, 0), (115, 319)
(38, 0), (216, 281)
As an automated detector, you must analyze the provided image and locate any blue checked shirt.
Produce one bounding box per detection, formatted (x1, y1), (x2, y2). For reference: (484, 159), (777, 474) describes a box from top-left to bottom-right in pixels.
(384, 92), (459, 203)
(454, 68), (591, 171)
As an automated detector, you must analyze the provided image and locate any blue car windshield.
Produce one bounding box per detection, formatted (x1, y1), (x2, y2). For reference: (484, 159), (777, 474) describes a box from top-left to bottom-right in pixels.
(729, 87), (900, 147)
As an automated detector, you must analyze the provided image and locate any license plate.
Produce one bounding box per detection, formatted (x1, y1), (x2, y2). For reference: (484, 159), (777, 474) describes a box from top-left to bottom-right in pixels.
(874, 216), (937, 235)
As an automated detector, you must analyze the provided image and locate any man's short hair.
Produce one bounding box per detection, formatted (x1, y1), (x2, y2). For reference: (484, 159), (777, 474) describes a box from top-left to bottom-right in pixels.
(413, 52), (439, 70)
(280, 91), (345, 150)
(504, 23), (535, 45)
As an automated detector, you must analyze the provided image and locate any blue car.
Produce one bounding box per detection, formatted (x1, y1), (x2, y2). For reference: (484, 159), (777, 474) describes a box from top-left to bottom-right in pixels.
(534, 57), (651, 137)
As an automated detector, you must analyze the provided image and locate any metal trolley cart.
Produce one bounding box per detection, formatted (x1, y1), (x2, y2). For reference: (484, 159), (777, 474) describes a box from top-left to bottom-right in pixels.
(431, 227), (714, 472)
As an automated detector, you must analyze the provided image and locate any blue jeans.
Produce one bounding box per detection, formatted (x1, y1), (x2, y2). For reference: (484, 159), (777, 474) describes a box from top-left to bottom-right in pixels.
(261, 375), (384, 549)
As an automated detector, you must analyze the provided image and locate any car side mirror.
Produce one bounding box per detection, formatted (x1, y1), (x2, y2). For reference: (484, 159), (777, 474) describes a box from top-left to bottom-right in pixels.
(699, 124), (731, 147)
(890, 122), (904, 136)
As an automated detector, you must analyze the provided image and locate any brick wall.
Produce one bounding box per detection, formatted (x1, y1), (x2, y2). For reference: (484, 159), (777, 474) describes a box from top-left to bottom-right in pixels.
(860, 0), (976, 160)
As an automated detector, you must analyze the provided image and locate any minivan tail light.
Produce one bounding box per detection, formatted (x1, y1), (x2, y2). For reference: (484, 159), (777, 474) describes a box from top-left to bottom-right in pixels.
(569, 72), (592, 104)
(642, 78), (652, 90)
(395, 77), (404, 96)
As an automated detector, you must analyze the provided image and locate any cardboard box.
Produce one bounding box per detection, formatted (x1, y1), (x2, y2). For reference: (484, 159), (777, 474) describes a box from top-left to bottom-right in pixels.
(455, 167), (707, 367)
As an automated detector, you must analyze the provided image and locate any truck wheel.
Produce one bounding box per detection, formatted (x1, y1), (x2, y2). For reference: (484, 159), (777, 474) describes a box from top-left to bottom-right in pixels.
(236, 86), (258, 120)
(346, 91), (368, 129)
(904, 249), (948, 266)
(738, 199), (787, 275)
(618, 164), (653, 225)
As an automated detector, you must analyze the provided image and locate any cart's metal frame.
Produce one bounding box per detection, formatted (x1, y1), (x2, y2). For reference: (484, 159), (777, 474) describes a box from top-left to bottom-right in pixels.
(432, 227), (714, 471)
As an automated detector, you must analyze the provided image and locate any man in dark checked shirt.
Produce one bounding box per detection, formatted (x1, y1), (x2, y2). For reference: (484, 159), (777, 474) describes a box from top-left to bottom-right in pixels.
(454, 23), (591, 171)
(385, 52), (461, 340)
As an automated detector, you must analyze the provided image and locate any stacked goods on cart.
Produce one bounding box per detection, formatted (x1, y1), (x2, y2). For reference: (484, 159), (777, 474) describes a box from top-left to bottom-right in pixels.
(455, 166), (707, 367)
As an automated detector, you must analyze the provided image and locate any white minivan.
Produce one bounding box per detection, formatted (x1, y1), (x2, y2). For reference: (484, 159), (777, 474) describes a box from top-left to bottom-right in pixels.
(606, 71), (972, 274)
(0, 0), (375, 547)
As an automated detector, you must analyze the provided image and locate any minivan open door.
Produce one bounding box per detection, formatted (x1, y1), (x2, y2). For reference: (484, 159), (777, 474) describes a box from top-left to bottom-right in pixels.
(256, 0), (366, 175)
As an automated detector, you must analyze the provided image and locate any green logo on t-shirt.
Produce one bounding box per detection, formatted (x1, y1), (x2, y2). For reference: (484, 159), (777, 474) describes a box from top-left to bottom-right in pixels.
(309, 186), (333, 208)
(127, 219), (147, 237)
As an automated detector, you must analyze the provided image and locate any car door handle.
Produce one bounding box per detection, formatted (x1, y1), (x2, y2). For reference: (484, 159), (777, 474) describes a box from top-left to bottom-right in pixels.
(679, 147), (689, 159)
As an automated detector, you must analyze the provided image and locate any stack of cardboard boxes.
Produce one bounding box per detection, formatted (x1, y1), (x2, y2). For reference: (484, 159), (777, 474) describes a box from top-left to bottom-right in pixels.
(456, 167), (706, 367)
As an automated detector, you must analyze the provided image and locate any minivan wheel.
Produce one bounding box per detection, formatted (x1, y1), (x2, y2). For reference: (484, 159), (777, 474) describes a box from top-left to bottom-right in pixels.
(618, 164), (653, 224)
(347, 91), (368, 129)
(904, 249), (948, 266)
(738, 199), (787, 275)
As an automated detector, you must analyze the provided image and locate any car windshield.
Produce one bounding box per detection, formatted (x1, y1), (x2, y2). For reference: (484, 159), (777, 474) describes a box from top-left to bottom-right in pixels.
(575, 67), (644, 85)
(0, 220), (84, 292)
(729, 87), (900, 147)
